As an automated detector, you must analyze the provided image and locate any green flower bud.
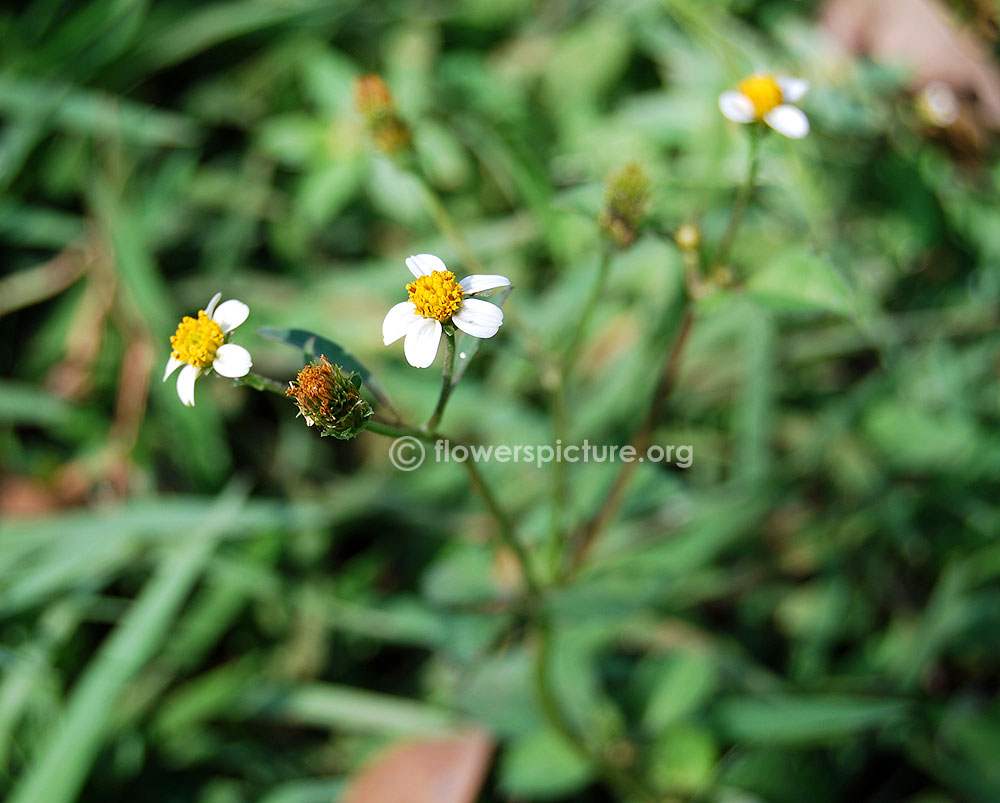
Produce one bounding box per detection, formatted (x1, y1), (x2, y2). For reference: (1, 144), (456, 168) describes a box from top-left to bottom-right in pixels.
(598, 162), (650, 248)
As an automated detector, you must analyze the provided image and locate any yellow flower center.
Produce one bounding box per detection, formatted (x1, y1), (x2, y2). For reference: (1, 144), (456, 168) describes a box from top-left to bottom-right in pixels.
(739, 75), (783, 118)
(407, 270), (464, 322)
(170, 311), (224, 368)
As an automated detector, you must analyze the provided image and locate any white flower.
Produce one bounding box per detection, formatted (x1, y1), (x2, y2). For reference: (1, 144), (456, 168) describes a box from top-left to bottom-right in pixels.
(163, 292), (252, 406)
(719, 74), (810, 139)
(382, 253), (510, 368)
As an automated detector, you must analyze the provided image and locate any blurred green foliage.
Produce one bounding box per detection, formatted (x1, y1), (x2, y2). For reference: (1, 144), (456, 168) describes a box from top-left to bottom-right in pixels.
(2, 0), (1000, 801)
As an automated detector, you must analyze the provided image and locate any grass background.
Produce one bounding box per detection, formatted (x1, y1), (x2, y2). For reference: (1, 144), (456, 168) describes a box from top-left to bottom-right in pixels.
(2, 0), (1000, 801)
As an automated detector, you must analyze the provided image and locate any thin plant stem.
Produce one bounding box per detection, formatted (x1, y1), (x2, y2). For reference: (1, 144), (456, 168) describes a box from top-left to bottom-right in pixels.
(365, 417), (540, 597)
(462, 457), (541, 598)
(534, 618), (661, 803)
(561, 248), (614, 376)
(424, 331), (456, 430)
(713, 125), (761, 271)
(235, 371), (287, 396)
(366, 419), (441, 441)
(566, 306), (695, 578)
(414, 173), (487, 274)
(549, 247), (613, 567)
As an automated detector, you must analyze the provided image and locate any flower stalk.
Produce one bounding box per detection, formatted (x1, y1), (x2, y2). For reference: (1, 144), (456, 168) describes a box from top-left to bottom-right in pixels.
(713, 124), (760, 271)
(424, 330), (456, 430)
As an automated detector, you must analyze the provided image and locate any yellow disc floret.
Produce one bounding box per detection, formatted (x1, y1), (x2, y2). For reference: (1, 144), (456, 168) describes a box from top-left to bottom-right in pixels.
(738, 75), (783, 119)
(170, 311), (224, 368)
(407, 270), (464, 322)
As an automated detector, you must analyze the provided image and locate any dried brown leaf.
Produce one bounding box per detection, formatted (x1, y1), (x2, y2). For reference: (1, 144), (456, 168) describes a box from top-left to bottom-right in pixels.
(821, 0), (1000, 128)
(341, 729), (494, 803)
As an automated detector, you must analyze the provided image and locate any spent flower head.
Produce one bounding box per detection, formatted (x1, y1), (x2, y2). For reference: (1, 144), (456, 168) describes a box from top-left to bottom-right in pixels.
(719, 74), (810, 139)
(163, 292), (252, 406)
(286, 356), (373, 439)
(383, 254), (510, 368)
(354, 74), (410, 155)
(598, 162), (650, 247)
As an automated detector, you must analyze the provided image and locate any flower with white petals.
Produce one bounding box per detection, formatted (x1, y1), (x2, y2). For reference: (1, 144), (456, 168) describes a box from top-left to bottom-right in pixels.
(719, 74), (810, 139)
(382, 254), (510, 368)
(163, 292), (253, 406)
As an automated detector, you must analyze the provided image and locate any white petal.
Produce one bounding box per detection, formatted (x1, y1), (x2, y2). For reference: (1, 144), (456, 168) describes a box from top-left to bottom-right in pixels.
(765, 105), (810, 139)
(382, 301), (419, 345)
(403, 318), (442, 368)
(405, 253), (447, 278)
(212, 343), (252, 378)
(211, 299), (250, 334)
(176, 363), (201, 407)
(719, 91), (756, 123)
(777, 76), (809, 103)
(452, 298), (504, 339)
(204, 292), (223, 318)
(163, 355), (183, 382)
(459, 274), (511, 295)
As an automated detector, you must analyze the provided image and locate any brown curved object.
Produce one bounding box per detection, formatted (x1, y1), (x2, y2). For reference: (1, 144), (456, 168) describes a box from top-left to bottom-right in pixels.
(341, 729), (494, 803)
(821, 0), (1000, 128)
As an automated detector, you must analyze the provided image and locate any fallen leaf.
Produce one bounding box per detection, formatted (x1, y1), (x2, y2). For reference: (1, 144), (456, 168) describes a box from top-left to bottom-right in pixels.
(341, 729), (494, 803)
(821, 0), (1000, 130)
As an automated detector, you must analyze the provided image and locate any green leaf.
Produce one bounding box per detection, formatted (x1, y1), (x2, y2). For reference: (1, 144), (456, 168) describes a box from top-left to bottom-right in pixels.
(237, 683), (456, 735)
(256, 326), (390, 406)
(648, 723), (716, 795)
(715, 695), (908, 745)
(5, 490), (242, 803)
(748, 247), (853, 316)
(642, 650), (717, 734)
(500, 728), (593, 799)
(0, 380), (88, 428)
(863, 400), (978, 473)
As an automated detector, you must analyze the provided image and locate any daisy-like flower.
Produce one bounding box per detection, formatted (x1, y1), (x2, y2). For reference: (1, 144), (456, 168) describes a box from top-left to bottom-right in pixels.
(719, 74), (810, 139)
(163, 292), (252, 406)
(382, 254), (510, 368)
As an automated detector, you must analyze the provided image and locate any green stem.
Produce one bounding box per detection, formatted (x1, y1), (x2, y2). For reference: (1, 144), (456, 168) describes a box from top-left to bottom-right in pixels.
(713, 125), (760, 271)
(534, 619), (660, 803)
(462, 457), (541, 598)
(424, 331), (456, 431)
(365, 416), (540, 597)
(561, 248), (614, 376)
(566, 306), (695, 579)
(415, 173), (487, 274)
(365, 419), (441, 441)
(235, 371), (286, 396)
(550, 247), (613, 573)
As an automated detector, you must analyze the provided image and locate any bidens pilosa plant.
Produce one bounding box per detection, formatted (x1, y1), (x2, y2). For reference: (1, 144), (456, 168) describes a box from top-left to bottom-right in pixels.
(160, 68), (813, 802)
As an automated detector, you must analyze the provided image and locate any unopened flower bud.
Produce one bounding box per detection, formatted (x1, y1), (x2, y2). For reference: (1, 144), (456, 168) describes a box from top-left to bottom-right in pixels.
(286, 356), (373, 439)
(598, 162), (649, 248)
(354, 74), (410, 155)
(675, 222), (702, 251)
(916, 81), (959, 128)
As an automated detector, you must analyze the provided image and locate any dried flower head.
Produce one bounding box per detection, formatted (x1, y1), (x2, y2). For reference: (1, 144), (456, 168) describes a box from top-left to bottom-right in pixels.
(286, 356), (373, 439)
(354, 74), (410, 155)
(598, 162), (650, 248)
